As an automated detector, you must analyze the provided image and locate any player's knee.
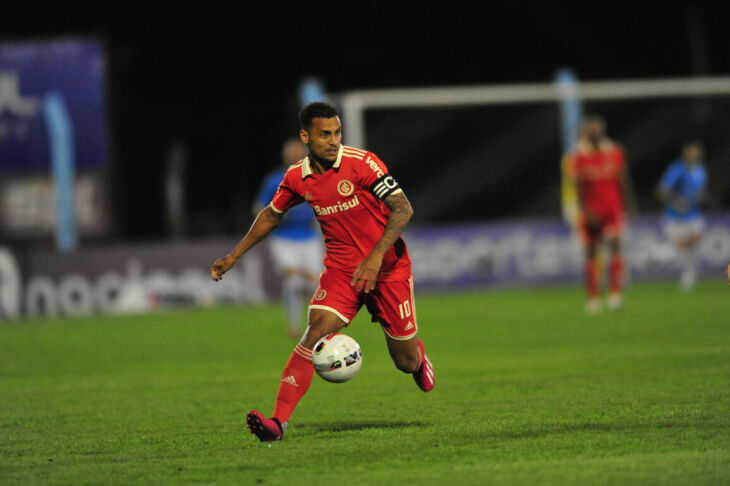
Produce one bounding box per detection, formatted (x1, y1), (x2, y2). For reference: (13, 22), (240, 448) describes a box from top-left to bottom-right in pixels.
(301, 322), (329, 349)
(392, 352), (419, 374)
(301, 310), (344, 349)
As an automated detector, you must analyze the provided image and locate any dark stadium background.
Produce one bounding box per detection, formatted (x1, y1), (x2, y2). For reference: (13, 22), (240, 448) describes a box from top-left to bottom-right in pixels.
(3, 1), (727, 239)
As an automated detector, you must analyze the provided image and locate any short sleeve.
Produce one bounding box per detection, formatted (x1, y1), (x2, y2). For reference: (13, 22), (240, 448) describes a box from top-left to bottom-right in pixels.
(358, 152), (403, 200)
(256, 172), (283, 207)
(660, 162), (682, 190)
(270, 172), (304, 213)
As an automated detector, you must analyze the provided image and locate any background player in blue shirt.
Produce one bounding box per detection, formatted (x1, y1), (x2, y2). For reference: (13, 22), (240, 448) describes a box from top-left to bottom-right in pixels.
(255, 139), (324, 338)
(656, 141), (707, 290)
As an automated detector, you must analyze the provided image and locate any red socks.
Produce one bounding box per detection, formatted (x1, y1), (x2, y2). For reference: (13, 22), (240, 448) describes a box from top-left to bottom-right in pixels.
(609, 255), (623, 294)
(270, 339), (429, 423)
(585, 255), (623, 297)
(272, 344), (314, 424)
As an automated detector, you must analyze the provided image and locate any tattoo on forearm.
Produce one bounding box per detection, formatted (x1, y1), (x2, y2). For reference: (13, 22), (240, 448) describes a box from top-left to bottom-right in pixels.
(374, 193), (412, 254)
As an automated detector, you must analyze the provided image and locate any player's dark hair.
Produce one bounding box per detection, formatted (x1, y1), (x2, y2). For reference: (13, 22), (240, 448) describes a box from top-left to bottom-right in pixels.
(683, 140), (703, 152)
(299, 101), (338, 131)
(580, 114), (606, 130)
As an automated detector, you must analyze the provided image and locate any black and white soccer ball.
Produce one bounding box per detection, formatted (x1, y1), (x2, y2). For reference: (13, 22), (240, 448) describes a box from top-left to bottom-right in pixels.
(311, 333), (362, 383)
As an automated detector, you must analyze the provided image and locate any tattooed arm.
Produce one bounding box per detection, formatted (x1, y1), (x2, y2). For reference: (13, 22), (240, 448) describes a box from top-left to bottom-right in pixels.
(350, 192), (413, 293)
(372, 192), (414, 255)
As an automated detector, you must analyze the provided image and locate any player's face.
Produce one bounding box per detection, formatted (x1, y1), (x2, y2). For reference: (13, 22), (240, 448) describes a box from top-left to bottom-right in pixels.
(584, 119), (604, 140)
(684, 145), (702, 165)
(300, 116), (342, 165)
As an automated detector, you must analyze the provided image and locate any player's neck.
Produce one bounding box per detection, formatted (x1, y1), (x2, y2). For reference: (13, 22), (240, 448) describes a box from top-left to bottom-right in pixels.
(309, 154), (334, 174)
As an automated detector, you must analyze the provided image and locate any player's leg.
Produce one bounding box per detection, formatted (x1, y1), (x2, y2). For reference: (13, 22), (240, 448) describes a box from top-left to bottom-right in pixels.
(247, 270), (359, 441)
(579, 214), (602, 313)
(271, 289), (354, 427)
(272, 308), (345, 420)
(603, 212), (624, 310)
(679, 245), (694, 289)
(247, 308), (345, 442)
(301, 308), (348, 347)
(384, 332), (420, 373)
(367, 277), (434, 391)
(305, 236), (325, 297)
(584, 241), (602, 313)
(677, 220), (702, 290)
(283, 237), (325, 339)
(385, 334), (434, 392)
(606, 235), (624, 309)
(666, 219), (694, 290)
(281, 268), (306, 339)
(270, 238), (305, 339)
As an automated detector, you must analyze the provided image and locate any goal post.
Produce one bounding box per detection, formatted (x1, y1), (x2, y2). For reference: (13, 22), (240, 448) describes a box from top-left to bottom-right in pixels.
(335, 75), (730, 149)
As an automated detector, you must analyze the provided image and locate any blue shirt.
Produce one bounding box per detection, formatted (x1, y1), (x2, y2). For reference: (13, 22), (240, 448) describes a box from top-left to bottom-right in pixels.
(256, 169), (317, 240)
(659, 159), (706, 221)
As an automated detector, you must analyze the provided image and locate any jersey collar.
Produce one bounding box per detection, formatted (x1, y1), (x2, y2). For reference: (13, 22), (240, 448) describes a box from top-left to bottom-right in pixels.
(302, 145), (344, 179)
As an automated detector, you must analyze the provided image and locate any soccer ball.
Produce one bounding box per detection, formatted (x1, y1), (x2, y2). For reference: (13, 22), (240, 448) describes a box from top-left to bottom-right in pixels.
(311, 333), (362, 383)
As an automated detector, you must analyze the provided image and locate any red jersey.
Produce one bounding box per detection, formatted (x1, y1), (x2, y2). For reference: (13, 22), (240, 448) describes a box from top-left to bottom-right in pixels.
(570, 138), (625, 215)
(270, 145), (411, 281)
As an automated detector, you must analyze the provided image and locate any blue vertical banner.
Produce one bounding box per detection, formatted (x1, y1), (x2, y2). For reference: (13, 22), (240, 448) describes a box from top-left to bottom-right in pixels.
(555, 68), (582, 152)
(0, 39), (109, 243)
(0, 39), (107, 171)
(43, 93), (77, 251)
(555, 68), (583, 226)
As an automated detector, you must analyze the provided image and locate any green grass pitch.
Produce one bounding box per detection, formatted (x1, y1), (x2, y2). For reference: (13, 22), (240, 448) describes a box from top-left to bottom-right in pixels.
(1, 280), (729, 485)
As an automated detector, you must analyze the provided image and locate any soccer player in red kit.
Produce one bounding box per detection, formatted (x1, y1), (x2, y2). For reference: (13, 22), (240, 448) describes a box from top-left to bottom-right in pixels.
(567, 115), (629, 313)
(210, 102), (434, 441)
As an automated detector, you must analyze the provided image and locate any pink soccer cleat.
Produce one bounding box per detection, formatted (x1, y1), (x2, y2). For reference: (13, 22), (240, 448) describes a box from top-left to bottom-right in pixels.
(413, 354), (435, 392)
(246, 410), (285, 442)
(413, 339), (435, 392)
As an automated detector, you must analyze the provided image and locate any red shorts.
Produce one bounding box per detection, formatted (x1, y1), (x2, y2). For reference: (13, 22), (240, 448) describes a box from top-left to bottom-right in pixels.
(578, 208), (624, 244)
(309, 268), (418, 340)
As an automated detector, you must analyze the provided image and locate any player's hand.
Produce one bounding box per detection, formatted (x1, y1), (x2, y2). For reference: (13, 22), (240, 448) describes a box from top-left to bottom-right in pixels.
(210, 255), (236, 281)
(351, 253), (383, 293)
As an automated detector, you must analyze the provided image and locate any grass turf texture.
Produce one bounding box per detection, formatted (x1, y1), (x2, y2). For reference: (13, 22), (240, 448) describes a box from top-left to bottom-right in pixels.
(1, 280), (728, 485)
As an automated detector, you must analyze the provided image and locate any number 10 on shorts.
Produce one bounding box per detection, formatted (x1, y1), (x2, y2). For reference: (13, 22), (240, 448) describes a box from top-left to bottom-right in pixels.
(398, 300), (412, 319)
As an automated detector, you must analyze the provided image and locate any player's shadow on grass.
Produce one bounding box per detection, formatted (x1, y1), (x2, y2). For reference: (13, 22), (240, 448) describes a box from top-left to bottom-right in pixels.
(296, 420), (429, 436)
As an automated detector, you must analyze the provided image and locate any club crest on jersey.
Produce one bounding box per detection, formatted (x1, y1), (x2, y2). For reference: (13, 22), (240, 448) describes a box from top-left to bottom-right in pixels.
(337, 179), (354, 197)
(314, 289), (327, 300)
(305, 192), (313, 201)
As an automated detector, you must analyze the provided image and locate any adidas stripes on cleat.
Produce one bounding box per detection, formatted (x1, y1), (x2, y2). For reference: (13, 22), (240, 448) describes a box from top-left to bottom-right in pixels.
(413, 354), (435, 392)
(246, 410), (285, 442)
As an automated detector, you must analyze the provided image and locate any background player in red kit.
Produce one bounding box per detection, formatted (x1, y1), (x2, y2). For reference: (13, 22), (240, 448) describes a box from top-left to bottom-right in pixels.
(567, 115), (631, 313)
(210, 102), (434, 441)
